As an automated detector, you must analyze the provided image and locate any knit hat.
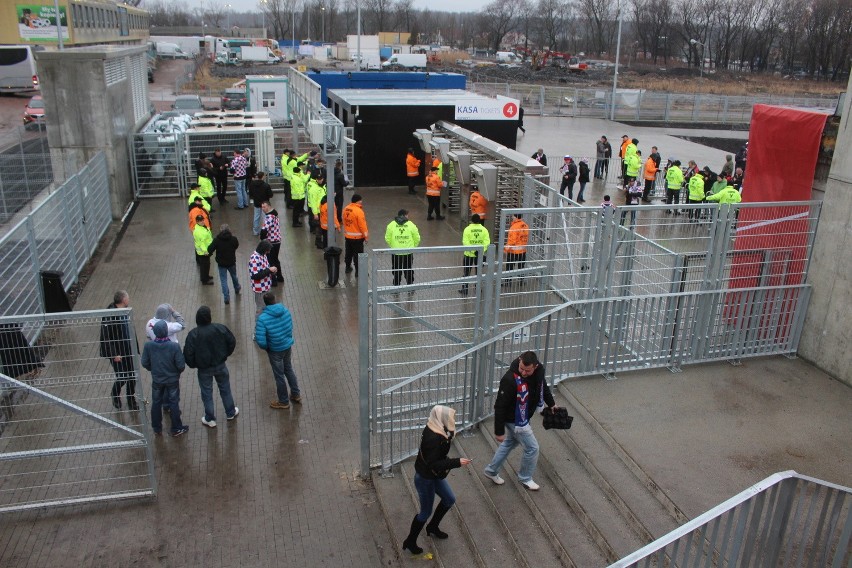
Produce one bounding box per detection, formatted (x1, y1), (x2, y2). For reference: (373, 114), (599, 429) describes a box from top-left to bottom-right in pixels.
(153, 320), (169, 339)
(155, 304), (171, 320)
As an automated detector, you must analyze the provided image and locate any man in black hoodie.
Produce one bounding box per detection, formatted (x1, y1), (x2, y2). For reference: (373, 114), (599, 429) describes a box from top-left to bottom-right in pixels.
(208, 223), (241, 305)
(248, 172), (273, 236)
(184, 306), (238, 428)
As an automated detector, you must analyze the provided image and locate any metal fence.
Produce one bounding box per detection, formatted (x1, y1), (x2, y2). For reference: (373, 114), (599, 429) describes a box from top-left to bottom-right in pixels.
(0, 309), (156, 513)
(0, 127), (54, 224)
(0, 152), (112, 317)
(469, 82), (840, 123)
(360, 193), (821, 471)
(609, 470), (852, 567)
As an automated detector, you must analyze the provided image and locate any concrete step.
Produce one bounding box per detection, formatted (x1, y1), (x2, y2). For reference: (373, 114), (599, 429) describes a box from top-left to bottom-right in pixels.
(454, 428), (583, 567)
(555, 385), (686, 540)
(372, 468), (437, 566)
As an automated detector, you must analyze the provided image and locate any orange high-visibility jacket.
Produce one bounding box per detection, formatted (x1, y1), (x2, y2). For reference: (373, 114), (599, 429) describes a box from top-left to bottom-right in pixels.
(343, 202), (369, 240)
(406, 153), (421, 177)
(426, 173), (443, 196)
(319, 202), (340, 231)
(620, 138), (630, 158)
(643, 157), (658, 181)
(504, 218), (529, 254)
(188, 206), (210, 233)
(469, 191), (488, 217)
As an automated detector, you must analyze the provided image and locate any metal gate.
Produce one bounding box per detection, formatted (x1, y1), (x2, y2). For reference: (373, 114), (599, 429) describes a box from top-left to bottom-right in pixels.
(0, 309), (156, 513)
(359, 186), (822, 471)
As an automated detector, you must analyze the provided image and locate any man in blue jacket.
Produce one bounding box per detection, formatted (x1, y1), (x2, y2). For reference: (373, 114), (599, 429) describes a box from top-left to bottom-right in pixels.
(255, 292), (302, 410)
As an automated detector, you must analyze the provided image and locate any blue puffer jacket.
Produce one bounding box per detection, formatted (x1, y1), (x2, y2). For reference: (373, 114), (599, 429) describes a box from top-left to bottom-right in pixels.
(255, 303), (294, 352)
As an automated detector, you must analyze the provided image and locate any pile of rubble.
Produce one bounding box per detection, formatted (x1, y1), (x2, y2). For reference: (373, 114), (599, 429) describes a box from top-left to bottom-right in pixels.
(462, 63), (610, 86)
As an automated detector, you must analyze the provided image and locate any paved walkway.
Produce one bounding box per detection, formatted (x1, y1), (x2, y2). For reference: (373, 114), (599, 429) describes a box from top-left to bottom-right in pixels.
(1, 115), (849, 567)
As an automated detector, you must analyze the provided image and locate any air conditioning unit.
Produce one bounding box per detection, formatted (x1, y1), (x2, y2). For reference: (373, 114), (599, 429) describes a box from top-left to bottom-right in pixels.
(309, 120), (325, 144)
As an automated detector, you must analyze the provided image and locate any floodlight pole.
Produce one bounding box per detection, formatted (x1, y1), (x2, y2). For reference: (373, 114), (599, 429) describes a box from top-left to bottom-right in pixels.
(610, 4), (623, 121)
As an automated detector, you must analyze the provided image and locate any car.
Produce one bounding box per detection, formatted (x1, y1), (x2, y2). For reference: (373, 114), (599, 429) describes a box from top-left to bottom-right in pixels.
(220, 88), (246, 110)
(23, 94), (45, 130)
(172, 94), (204, 115)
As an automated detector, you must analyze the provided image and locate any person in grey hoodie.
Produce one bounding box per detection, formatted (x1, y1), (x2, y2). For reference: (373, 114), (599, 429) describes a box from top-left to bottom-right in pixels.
(255, 292), (302, 410)
(184, 306), (238, 428)
(141, 320), (188, 437)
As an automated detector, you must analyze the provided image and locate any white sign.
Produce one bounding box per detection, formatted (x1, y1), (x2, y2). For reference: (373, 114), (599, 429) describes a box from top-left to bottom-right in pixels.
(455, 95), (521, 121)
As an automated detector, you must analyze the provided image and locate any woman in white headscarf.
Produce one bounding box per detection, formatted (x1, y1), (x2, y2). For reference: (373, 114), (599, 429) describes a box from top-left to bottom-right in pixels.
(402, 405), (471, 555)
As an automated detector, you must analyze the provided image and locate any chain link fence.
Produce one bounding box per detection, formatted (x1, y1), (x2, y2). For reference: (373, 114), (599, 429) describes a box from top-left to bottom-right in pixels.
(469, 82), (840, 123)
(0, 127), (53, 224)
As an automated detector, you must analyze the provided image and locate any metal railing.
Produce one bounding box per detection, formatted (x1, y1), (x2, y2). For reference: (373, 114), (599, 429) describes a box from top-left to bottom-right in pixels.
(609, 471), (852, 567)
(0, 309), (156, 513)
(469, 82), (840, 123)
(360, 195), (821, 471)
(0, 127), (54, 224)
(0, 152), (112, 317)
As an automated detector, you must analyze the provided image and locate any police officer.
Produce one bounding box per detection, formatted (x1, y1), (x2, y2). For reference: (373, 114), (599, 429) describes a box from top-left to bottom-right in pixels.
(459, 214), (490, 296)
(384, 209), (421, 286)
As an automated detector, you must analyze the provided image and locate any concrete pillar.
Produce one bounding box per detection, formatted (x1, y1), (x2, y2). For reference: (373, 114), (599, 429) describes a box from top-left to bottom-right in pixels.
(799, 77), (852, 387)
(35, 46), (152, 219)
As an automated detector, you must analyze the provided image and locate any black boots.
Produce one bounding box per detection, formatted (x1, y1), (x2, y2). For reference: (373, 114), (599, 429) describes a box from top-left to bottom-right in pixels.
(426, 502), (451, 539)
(402, 516), (426, 554)
(127, 395), (139, 411)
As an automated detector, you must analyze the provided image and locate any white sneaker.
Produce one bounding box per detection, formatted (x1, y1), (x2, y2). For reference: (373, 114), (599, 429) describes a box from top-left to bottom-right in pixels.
(227, 407), (239, 420)
(521, 479), (540, 491)
(484, 471), (505, 485)
(201, 416), (217, 428)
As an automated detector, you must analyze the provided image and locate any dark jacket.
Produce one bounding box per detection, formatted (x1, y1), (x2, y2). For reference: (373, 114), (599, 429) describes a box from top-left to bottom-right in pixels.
(579, 161), (590, 183)
(334, 168), (346, 223)
(247, 156), (257, 180)
(141, 339), (185, 384)
(99, 302), (135, 359)
(249, 179), (273, 208)
(210, 153), (229, 179)
(493, 358), (555, 436)
(183, 306), (236, 369)
(208, 228), (239, 266)
(414, 428), (462, 480)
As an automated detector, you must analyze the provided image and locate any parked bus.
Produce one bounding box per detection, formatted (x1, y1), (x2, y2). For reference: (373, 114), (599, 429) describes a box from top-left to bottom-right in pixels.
(0, 45), (42, 93)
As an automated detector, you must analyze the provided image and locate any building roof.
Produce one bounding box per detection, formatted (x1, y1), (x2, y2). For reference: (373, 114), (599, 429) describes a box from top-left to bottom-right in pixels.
(326, 89), (499, 107)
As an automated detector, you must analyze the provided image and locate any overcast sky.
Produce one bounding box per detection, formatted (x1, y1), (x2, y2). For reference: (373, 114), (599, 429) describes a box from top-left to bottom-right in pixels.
(179, 0), (486, 15)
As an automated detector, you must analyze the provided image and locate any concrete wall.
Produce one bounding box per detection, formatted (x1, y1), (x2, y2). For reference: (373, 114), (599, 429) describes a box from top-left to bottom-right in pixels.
(36, 45), (151, 219)
(799, 76), (852, 387)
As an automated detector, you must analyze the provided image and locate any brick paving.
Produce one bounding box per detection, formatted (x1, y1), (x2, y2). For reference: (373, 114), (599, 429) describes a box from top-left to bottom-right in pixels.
(0, 189), (428, 567)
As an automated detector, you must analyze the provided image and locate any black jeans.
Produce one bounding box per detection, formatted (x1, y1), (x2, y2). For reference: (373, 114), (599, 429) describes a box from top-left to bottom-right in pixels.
(505, 252), (526, 274)
(269, 242), (282, 280)
(110, 357), (136, 400)
(427, 195), (441, 219)
(292, 199), (304, 226)
(196, 253), (211, 282)
(666, 189), (681, 209)
(391, 254), (414, 285)
(214, 174), (228, 203)
(345, 238), (364, 275)
(460, 253), (480, 294)
(643, 179), (655, 200)
(408, 177), (417, 194)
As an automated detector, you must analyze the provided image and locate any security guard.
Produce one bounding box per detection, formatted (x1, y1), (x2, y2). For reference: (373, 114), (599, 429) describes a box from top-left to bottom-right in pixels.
(384, 209), (421, 286)
(687, 171), (706, 221)
(307, 174), (326, 234)
(459, 214), (490, 296)
(192, 215), (214, 285)
(504, 213), (529, 280)
(425, 167), (444, 220)
(342, 193), (369, 277)
(197, 168), (216, 211)
(705, 184), (742, 205)
(289, 164), (311, 227)
(469, 185), (488, 222)
(665, 160), (685, 213)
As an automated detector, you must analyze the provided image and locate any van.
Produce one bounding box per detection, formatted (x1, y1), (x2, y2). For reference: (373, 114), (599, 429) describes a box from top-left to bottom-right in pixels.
(157, 42), (190, 59)
(0, 45), (41, 93)
(495, 51), (517, 63)
(381, 53), (427, 70)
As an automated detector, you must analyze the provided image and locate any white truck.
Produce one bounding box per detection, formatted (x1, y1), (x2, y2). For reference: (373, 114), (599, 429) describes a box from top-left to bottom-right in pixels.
(156, 42), (191, 59)
(239, 46), (280, 64)
(381, 53), (427, 70)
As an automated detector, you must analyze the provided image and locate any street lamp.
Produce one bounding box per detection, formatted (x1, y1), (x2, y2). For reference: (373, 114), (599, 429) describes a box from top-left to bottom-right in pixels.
(690, 38), (706, 78)
(321, 6), (326, 44)
(225, 4), (231, 32)
(610, 2), (623, 121)
(258, 0), (267, 38)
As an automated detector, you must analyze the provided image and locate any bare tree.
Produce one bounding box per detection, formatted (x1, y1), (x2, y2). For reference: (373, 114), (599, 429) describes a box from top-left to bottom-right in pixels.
(478, 0), (520, 52)
(576, 0), (616, 56)
(535, 0), (569, 50)
(364, 0), (397, 34)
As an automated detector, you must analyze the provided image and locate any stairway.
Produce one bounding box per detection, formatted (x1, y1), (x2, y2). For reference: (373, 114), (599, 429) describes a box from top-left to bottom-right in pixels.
(372, 383), (687, 567)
